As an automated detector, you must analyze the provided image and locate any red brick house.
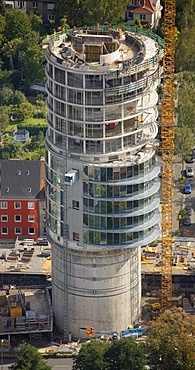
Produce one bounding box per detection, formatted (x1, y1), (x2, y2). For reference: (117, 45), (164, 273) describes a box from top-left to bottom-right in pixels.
(125, 0), (162, 29)
(0, 159), (46, 241)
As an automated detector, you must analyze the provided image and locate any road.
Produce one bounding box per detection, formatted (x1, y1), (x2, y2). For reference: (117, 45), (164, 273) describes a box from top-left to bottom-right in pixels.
(172, 156), (195, 236)
(1, 357), (73, 370)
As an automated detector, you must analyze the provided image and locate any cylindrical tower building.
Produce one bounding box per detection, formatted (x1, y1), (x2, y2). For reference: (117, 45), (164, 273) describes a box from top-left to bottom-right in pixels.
(45, 27), (163, 339)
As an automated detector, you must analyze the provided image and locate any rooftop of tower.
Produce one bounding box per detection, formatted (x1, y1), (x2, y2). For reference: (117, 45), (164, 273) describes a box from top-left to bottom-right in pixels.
(45, 26), (163, 73)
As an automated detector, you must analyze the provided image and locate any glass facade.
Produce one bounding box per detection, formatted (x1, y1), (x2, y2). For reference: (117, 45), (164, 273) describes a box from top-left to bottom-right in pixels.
(45, 28), (162, 249)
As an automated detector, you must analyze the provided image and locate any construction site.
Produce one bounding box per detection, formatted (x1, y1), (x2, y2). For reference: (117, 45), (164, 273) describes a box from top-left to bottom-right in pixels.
(0, 1), (194, 352)
(0, 239), (52, 348)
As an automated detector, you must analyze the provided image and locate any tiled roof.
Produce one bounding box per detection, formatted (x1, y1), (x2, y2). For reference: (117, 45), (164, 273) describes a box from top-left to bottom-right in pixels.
(0, 159), (45, 200)
(127, 0), (154, 14)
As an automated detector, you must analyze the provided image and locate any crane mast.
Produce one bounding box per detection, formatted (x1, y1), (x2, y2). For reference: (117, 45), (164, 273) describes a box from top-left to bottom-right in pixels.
(161, 0), (176, 309)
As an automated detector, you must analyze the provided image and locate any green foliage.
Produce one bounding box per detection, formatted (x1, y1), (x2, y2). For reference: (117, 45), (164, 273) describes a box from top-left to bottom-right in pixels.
(0, 106), (9, 132)
(0, 86), (13, 105)
(73, 338), (146, 370)
(73, 341), (109, 370)
(54, 0), (129, 27)
(104, 338), (146, 370)
(175, 28), (195, 72)
(175, 73), (195, 130)
(11, 342), (52, 370)
(135, 18), (142, 29)
(18, 45), (45, 92)
(18, 123), (47, 136)
(147, 309), (195, 370)
(0, 10), (44, 92)
(28, 11), (43, 32)
(4, 10), (32, 41)
(0, 13), (5, 35)
(14, 102), (34, 121)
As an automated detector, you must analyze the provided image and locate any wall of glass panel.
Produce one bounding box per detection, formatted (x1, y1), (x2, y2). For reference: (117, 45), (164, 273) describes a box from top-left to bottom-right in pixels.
(83, 227), (154, 246)
(83, 157), (154, 182)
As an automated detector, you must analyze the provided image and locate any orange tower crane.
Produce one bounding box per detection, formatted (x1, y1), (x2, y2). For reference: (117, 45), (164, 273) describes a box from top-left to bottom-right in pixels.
(161, 0), (176, 309)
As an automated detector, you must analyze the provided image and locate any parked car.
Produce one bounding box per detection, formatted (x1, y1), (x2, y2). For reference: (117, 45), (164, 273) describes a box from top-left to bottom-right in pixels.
(184, 183), (192, 194)
(186, 165), (194, 177)
(183, 217), (191, 226)
(184, 204), (192, 216)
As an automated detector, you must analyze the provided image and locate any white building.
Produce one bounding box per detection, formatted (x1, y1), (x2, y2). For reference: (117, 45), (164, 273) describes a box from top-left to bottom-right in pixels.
(44, 27), (163, 339)
(126, 0), (162, 29)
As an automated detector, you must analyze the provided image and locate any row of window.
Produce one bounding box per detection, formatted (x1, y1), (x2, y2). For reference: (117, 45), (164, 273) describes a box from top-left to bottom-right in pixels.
(83, 158), (155, 182)
(0, 202), (35, 210)
(83, 196), (154, 214)
(1, 227), (36, 235)
(83, 180), (155, 198)
(83, 211), (154, 230)
(1, 215), (37, 222)
(83, 227), (154, 245)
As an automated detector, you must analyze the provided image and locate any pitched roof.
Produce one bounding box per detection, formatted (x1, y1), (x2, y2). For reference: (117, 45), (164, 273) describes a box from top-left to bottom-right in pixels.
(127, 0), (155, 14)
(0, 159), (45, 200)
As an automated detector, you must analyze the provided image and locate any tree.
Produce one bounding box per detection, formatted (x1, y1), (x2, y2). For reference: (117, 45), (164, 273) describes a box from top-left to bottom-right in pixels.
(147, 308), (195, 370)
(174, 126), (194, 173)
(104, 337), (146, 370)
(28, 11), (43, 32)
(12, 90), (26, 105)
(11, 342), (51, 370)
(14, 101), (34, 121)
(4, 10), (32, 41)
(73, 340), (109, 370)
(175, 27), (195, 72)
(18, 44), (45, 91)
(0, 106), (9, 132)
(54, 0), (129, 27)
(0, 86), (14, 105)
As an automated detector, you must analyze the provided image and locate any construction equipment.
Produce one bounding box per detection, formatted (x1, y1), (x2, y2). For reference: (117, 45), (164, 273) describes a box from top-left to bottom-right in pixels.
(120, 326), (149, 339)
(160, 0), (176, 310)
(151, 302), (161, 311)
(81, 326), (118, 339)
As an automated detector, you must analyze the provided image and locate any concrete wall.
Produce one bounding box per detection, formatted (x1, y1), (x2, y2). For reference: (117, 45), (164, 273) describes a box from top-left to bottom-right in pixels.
(52, 245), (141, 338)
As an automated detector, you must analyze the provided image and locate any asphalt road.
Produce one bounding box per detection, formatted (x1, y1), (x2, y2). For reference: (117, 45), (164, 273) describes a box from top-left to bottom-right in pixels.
(1, 357), (73, 370)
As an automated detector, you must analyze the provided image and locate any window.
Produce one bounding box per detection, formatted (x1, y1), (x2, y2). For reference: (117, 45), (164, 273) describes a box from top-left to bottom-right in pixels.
(5, 187), (9, 192)
(28, 227), (35, 235)
(127, 11), (133, 20)
(32, 2), (38, 8)
(48, 14), (55, 20)
(27, 187), (31, 193)
(14, 215), (21, 222)
(28, 215), (35, 222)
(140, 14), (146, 20)
(15, 227), (21, 235)
(14, 202), (21, 209)
(28, 202), (35, 209)
(72, 200), (79, 210)
(1, 215), (8, 222)
(26, 170), (30, 175)
(1, 227), (8, 235)
(73, 232), (80, 241)
(47, 3), (54, 10)
(1, 202), (7, 209)
(17, 170), (21, 175)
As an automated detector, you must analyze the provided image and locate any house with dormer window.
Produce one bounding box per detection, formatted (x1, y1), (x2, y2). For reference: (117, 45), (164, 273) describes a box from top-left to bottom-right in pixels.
(125, 0), (162, 29)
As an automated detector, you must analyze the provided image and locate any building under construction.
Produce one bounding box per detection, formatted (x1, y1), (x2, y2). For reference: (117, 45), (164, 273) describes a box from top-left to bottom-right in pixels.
(44, 26), (164, 339)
